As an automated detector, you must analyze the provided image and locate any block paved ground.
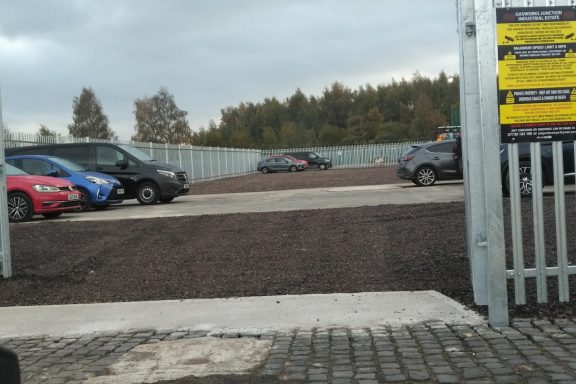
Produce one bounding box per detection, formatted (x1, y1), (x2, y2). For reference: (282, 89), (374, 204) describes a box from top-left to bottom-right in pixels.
(3, 319), (576, 383)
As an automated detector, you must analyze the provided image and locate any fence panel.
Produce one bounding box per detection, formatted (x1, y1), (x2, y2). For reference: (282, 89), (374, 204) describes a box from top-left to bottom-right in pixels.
(505, 140), (576, 304)
(5, 132), (426, 182)
(262, 141), (426, 168)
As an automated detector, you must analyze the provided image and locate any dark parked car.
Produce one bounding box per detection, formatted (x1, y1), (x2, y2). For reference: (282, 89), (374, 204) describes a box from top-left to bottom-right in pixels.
(500, 140), (575, 196)
(257, 157), (303, 173)
(5, 143), (189, 205)
(284, 151), (332, 170)
(396, 140), (461, 186)
(397, 139), (576, 196)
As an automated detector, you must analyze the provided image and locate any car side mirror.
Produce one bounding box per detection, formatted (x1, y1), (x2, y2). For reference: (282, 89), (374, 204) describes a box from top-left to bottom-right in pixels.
(115, 159), (129, 169)
(45, 170), (58, 177)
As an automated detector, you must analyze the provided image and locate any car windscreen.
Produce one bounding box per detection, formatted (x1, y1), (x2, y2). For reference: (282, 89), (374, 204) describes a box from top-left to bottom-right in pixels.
(50, 157), (87, 171)
(5, 163), (29, 176)
(117, 144), (154, 161)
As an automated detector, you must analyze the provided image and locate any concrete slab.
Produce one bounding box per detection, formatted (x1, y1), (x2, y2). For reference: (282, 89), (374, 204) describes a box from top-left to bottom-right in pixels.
(0, 291), (485, 338)
(84, 338), (272, 384)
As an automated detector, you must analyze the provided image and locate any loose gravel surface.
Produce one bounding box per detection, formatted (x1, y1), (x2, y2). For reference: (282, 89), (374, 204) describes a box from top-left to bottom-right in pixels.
(2, 167), (575, 320)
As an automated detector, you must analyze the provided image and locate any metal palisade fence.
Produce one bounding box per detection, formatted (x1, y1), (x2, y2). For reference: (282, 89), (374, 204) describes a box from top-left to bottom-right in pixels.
(4, 131), (426, 181)
(262, 141), (427, 168)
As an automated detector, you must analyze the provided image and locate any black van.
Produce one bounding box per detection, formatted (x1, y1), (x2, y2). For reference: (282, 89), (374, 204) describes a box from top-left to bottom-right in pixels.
(283, 151), (332, 170)
(5, 143), (190, 205)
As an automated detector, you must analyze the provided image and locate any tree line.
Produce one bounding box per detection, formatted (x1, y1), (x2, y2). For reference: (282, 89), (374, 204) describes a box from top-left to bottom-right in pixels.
(38, 72), (460, 148)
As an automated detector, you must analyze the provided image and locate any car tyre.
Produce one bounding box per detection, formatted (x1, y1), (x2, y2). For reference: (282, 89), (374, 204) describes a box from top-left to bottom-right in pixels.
(261, 167), (269, 174)
(414, 166), (437, 186)
(137, 182), (159, 205)
(289, 165), (297, 172)
(75, 189), (91, 212)
(319, 164), (327, 170)
(8, 192), (34, 223)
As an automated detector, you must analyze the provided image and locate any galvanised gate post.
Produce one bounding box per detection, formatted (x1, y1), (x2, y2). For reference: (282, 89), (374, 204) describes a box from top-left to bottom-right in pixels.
(0, 85), (12, 278)
(458, 0), (509, 327)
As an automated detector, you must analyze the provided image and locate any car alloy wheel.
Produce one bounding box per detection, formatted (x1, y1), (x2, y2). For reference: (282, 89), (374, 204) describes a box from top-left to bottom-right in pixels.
(8, 192), (34, 223)
(518, 163), (533, 197)
(415, 166), (437, 186)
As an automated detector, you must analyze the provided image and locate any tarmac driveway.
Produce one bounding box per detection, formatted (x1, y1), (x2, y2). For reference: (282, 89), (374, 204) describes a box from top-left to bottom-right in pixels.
(61, 181), (465, 222)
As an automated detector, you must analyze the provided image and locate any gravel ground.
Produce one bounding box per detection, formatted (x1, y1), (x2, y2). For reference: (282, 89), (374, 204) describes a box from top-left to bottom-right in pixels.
(2, 166), (575, 319)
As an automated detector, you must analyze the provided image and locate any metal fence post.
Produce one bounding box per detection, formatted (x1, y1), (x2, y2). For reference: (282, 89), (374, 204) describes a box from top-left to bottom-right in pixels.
(458, 0), (488, 305)
(476, 0), (509, 327)
(0, 86), (12, 278)
(458, 0), (509, 327)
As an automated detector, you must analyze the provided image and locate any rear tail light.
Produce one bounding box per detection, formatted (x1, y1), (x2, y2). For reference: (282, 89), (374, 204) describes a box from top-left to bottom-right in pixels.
(401, 155), (415, 161)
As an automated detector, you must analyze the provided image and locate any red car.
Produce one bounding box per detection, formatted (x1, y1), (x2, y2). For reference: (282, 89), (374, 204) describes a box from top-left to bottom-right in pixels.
(268, 154), (309, 170)
(5, 163), (81, 223)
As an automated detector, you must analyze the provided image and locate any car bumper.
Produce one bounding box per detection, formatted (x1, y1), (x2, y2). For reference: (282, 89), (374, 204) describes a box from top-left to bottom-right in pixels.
(160, 179), (190, 198)
(396, 166), (414, 180)
(91, 185), (125, 206)
(34, 192), (81, 214)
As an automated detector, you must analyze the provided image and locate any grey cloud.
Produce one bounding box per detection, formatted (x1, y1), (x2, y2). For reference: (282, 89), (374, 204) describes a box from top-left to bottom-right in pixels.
(1, 0), (459, 139)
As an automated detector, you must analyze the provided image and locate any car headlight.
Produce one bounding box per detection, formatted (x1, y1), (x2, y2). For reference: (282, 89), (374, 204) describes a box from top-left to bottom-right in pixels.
(33, 185), (60, 192)
(85, 176), (110, 184)
(157, 170), (177, 180)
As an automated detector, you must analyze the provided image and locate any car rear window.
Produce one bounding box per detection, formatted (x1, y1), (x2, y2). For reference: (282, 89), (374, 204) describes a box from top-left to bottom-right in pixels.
(427, 142), (455, 153)
(404, 146), (421, 155)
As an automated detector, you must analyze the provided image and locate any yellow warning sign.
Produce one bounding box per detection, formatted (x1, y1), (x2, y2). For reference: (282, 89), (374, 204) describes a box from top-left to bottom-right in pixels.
(499, 58), (576, 89)
(497, 7), (576, 142)
(500, 101), (576, 124)
(506, 91), (515, 104)
(497, 21), (576, 45)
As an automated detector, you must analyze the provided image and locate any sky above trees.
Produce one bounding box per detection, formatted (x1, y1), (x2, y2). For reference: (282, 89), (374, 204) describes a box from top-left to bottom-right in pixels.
(0, 1), (460, 140)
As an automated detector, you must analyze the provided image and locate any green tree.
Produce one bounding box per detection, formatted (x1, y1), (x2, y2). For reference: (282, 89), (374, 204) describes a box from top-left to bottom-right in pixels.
(261, 126), (278, 147)
(410, 94), (446, 139)
(132, 88), (192, 144)
(37, 124), (58, 138)
(68, 87), (115, 139)
(192, 120), (224, 147)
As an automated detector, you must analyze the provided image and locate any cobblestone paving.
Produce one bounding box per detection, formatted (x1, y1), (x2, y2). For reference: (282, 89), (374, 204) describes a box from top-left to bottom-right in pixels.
(3, 319), (576, 383)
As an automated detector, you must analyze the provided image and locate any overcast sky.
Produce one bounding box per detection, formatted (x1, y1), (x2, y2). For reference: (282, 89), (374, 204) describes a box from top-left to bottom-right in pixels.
(1, 1), (460, 140)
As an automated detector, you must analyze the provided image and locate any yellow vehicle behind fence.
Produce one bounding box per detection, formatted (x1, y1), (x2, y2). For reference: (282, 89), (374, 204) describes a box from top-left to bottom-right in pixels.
(435, 126), (461, 141)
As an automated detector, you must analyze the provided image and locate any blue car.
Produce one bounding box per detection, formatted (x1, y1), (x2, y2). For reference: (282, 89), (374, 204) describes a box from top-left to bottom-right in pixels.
(6, 155), (124, 211)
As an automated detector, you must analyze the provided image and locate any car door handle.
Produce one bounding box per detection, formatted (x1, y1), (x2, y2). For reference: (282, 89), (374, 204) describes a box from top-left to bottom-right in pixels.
(432, 157), (440, 160)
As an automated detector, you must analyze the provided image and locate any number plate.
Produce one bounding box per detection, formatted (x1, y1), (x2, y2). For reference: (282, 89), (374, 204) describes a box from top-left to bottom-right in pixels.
(117, 188), (125, 195)
(183, 183), (189, 189)
(68, 194), (79, 200)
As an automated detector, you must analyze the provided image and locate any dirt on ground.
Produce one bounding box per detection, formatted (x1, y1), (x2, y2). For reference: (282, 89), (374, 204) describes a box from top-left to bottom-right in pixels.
(1, 167), (575, 320)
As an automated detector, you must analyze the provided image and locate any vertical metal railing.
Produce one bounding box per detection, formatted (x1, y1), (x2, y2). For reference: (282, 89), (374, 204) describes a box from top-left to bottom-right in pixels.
(506, 140), (575, 303)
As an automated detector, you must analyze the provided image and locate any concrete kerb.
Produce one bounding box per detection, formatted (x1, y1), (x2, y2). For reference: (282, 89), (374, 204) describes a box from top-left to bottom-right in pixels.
(0, 291), (485, 339)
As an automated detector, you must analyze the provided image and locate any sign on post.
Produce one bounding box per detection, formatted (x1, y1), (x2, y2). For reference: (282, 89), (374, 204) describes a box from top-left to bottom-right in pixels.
(497, 7), (576, 143)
